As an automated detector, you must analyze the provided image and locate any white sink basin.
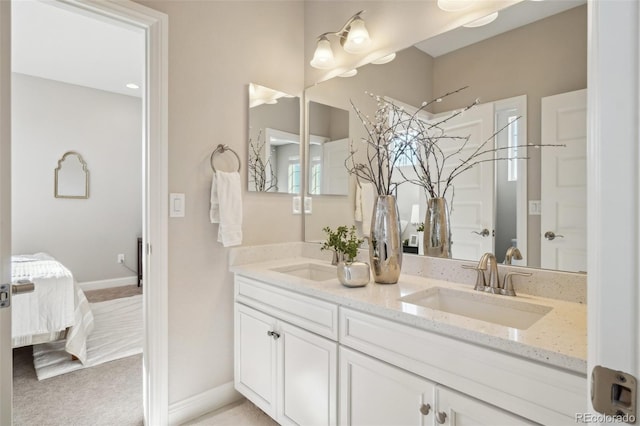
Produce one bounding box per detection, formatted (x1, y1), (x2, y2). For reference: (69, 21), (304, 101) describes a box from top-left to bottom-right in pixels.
(271, 263), (336, 282)
(399, 287), (552, 329)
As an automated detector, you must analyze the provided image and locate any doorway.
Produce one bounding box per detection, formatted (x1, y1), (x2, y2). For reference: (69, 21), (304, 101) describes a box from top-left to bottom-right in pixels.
(0, 0), (168, 424)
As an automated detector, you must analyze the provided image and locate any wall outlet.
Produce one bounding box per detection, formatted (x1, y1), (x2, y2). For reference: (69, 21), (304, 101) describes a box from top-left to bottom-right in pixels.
(117, 253), (125, 264)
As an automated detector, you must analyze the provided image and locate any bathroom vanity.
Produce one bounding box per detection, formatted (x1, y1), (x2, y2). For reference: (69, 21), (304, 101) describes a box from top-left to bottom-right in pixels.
(231, 244), (587, 426)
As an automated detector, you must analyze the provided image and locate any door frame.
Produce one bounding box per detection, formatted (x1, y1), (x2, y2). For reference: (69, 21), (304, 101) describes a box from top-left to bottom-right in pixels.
(1, 0), (169, 424)
(587, 0), (640, 421)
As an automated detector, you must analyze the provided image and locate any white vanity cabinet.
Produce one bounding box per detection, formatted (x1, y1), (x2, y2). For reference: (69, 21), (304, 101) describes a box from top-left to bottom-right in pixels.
(234, 276), (338, 426)
(340, 347), (531, 426)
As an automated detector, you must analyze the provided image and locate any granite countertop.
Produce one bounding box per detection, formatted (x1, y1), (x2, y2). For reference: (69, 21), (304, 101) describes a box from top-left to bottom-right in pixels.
(231, 256), (587, 375)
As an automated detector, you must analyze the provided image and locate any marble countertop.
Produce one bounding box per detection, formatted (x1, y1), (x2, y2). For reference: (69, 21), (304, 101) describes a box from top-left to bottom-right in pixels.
(232, 256), (587, 375)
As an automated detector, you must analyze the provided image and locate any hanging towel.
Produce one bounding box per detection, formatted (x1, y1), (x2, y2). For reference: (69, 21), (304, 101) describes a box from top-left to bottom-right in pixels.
(210, 171), (243, 247)
(355, 182), (375, 233)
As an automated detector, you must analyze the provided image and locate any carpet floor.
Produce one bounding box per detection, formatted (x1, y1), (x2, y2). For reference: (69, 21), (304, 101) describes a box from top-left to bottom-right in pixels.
(13, 284), (143, 426)
(184, 400), (279, 426)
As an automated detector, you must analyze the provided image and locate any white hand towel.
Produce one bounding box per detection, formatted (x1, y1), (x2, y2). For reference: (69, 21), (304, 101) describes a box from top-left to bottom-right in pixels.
(210, 171), (243, 247)
(356, 182), (376, 233)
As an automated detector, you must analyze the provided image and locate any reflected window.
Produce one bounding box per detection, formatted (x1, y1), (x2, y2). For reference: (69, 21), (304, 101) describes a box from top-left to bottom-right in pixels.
(310, 157), (322, 194)
(507, 115), (519, 182)
(288, 159), (300, 193)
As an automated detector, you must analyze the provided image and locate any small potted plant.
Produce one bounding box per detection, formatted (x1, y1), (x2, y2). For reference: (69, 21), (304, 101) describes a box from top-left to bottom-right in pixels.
(321, 226), (370, 287)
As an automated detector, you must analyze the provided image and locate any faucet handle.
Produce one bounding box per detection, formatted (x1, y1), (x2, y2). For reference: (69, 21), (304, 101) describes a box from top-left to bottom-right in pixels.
(461, 264), (487, 291)
(501, 272), (532, 296)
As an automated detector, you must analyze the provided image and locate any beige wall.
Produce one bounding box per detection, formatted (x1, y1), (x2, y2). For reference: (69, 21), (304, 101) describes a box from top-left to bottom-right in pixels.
(432, 5), (587, 266)
(136, 0), (304, 406)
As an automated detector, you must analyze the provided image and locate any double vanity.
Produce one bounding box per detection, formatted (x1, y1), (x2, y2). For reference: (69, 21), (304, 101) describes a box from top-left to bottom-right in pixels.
(231, 243), (587, 426)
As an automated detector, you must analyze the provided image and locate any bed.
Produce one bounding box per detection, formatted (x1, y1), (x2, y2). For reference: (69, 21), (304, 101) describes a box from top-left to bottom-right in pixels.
(11, 253), (94, 364)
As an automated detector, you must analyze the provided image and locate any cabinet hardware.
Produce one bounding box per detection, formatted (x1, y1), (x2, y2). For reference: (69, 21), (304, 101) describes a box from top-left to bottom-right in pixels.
(435, 410), (447, 424)
(267, 330), (281, 340)
(419, 403), (431, 415)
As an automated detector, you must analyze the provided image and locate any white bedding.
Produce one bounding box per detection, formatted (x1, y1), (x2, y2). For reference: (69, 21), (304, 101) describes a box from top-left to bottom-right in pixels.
(11, 253), (94, 364)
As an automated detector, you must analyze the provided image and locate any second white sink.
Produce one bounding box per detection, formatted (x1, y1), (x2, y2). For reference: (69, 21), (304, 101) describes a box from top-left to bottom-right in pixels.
(271, 263), (336, 282)
(399, 287), (552, 329)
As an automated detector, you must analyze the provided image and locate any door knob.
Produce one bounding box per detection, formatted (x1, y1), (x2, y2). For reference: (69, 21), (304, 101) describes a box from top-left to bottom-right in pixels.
(471, 228), (490, 237)
(544, 231), (564, 241)
(435, 410), (447, 424)
(419, 403), (431, 415)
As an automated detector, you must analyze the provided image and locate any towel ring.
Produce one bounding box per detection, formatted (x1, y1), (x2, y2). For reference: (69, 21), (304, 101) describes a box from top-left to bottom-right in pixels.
(210, 144), (241, 173)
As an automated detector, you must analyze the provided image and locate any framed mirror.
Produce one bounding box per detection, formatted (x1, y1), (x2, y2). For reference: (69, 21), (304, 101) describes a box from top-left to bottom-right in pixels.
(304, 1), (587, 272)
(248, 83), (301, 193)
(54, 151), (89, 199)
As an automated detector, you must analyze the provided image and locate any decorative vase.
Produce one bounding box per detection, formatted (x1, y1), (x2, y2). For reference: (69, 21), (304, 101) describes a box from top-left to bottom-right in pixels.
(423, 197), (452, 258)
(369, 195), (402, 284)
(337, 261), (370, 287)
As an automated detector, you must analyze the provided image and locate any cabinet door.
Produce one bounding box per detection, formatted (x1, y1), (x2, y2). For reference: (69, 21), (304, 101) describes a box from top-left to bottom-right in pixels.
(436, 386), (534, 426)
(278, 321), (337, 426)
(340, 347), (434, 426)
(235, 304), (277, 417)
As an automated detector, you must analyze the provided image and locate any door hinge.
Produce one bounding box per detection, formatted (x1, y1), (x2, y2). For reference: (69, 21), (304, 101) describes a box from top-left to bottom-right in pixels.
(592, 365), (637, 423)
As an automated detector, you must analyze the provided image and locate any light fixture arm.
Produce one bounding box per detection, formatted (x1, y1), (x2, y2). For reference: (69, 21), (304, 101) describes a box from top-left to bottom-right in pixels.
(315, 10), (366, 42)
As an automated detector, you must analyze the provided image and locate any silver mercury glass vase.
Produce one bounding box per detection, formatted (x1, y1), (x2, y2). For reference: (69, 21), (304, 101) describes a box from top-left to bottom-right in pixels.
(423, 197), (452, 258)
(369, 195), (402, 284)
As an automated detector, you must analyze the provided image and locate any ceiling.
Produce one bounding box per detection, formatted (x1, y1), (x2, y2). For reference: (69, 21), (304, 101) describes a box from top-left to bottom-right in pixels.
(11, 0), (144, 98)
(416, 0), (586, 57)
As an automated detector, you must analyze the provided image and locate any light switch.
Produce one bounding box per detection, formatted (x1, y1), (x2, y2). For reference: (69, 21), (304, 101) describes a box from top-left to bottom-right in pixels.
(292, 196), (302, 214)
(529, 200), (541, 215)
(170, 193), (185, 218)
(304, 196), (312, 214)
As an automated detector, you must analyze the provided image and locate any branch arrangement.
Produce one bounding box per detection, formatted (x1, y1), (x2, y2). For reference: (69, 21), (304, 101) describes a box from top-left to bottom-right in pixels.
(347, 87), (564, 199)
(248, 129), (278, 192)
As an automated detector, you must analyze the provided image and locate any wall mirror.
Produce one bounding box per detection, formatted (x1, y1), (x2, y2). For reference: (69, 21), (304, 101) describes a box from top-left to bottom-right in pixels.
(54, 151), (89, 199)
(304, 0), (587, 273)
(308, 101), (350, 196)
(248, 83), (301, 193)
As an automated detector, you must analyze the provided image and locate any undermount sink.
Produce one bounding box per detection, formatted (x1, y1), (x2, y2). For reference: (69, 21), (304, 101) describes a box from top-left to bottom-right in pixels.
(270, 263), (336, 282)
(399, 287), (552, 330)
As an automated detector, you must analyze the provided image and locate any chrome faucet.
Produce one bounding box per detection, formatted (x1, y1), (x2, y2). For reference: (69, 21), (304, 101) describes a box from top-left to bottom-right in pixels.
(462, 252), (532, 296)
(504, 246), (522, 265)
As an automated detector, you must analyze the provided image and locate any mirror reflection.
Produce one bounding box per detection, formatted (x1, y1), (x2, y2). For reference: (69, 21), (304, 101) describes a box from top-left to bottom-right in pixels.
(248, 83), (301, 193)
(308, 101), (350, 196)
(54, 151), (89, 199)
(304, 2), (587, 272)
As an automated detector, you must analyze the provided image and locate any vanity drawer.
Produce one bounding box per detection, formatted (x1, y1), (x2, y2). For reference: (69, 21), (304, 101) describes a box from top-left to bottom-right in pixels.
(235, 275), (338, 340)
(339, 307), (586, 425)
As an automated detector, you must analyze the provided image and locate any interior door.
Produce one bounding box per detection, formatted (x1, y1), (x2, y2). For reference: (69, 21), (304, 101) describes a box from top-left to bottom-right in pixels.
(0, 0), (11, 423)
(540, 89), (587, 271)
(434, 102), (495, 261)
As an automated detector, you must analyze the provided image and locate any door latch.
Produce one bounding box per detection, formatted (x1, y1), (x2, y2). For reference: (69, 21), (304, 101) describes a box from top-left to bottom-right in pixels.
(0, 284), (9, 308)
(592, 365), (637, 423)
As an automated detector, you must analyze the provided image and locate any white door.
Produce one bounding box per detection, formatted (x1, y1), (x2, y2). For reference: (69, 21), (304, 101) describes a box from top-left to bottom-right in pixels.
(434, 103), (495, 261)
(540, 89), (587, 272)
(278, 321), (337, 426)
(339, 347), (434, 426)
(321, 138), (349, 195)
(0, 0), (11, 423)
(234, 304), (277, 418)
(436, 386), (533, 425)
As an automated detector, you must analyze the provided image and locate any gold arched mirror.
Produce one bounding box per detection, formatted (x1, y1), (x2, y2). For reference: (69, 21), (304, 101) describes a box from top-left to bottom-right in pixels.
(54, 151), (89, 199)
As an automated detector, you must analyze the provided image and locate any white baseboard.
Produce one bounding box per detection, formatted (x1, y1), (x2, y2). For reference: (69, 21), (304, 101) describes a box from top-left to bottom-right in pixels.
(168, 381), (242, 426)
(78, 276), (138, 291)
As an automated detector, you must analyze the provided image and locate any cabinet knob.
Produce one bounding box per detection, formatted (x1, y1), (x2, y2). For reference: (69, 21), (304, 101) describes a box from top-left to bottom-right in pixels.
(435, 411), (447, 424)
(267, 330), (281, 340)
(419, 403), (431, 415)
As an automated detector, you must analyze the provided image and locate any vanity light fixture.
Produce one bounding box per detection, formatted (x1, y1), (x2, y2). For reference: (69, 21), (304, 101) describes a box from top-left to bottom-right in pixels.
(437, 0), (472, 12)
(371, 52), (397, 65)
(463, 12), (499, 28)
(339, 69), (358, 78)
(126, 83), (139, 89)
(310, 10), (371, 69)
